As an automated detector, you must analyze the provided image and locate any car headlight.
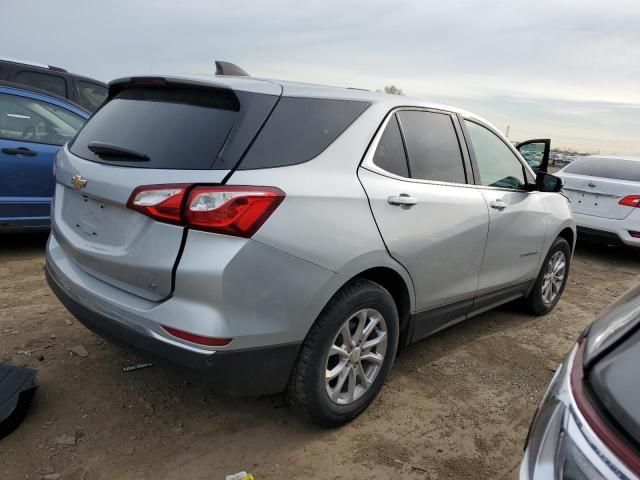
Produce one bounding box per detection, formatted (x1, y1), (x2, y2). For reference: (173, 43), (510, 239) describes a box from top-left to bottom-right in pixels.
(556, 429), (606, 479)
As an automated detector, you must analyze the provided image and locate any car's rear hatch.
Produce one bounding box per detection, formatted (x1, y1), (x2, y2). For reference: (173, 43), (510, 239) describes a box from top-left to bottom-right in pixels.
(51, 76), (281, 301)
(559, 157), (640, 220)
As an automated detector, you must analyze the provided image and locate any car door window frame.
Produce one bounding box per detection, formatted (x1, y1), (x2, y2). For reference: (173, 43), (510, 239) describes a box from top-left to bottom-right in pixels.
(459, 116), (536, 192)
(361, 107), (474, 187)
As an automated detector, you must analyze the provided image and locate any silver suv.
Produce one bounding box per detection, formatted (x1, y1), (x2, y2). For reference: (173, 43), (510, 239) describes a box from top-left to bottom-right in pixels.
(46, 73), (575, 425)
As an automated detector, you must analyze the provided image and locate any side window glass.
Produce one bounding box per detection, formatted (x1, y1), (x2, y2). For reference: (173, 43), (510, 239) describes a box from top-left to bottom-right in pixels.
(372, 114), (409, 177)
(518, 142), (544, 170)
(77, 81), (108, 111)
(397, 111), (466, 183)
(0, 93), (85, 145)
(14, 71), (67, 97)
(464, 121), (526, 189)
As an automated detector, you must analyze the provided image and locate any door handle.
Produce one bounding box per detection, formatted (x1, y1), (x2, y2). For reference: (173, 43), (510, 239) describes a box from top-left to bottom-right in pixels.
(388, 194), (419, 206)
(2, 147), (38, 156)
(490, 200), (508, 210)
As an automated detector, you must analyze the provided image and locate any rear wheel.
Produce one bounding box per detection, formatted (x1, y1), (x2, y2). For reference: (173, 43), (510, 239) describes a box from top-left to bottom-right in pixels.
(524, 237), (571, 315)
(288, 279), (399, 426)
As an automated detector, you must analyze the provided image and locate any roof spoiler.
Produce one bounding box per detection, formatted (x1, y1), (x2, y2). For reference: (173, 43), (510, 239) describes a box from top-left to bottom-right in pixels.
(215, 61), (249, 77)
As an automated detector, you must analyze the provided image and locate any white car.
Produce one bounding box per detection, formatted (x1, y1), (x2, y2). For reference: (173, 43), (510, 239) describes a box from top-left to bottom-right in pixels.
(555, 155), (640, 247)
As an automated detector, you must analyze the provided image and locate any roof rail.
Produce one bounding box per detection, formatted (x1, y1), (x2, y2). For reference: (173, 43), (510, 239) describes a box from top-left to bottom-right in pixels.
(47, 65), (68, 73)
(215, 61), (249, 77)
(0, 56), (49, 69)
(0, 56), (68, 73)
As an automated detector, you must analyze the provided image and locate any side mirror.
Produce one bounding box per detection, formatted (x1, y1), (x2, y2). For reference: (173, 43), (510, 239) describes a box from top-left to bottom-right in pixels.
(536, 172), (563, 193)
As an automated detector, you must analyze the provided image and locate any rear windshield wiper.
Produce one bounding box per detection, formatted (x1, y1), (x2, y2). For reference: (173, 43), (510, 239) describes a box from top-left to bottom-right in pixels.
(87, 141), (150, 161)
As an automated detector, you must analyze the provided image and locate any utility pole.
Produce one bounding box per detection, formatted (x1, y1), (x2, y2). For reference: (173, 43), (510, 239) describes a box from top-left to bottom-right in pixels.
(505, 125), (510, 139)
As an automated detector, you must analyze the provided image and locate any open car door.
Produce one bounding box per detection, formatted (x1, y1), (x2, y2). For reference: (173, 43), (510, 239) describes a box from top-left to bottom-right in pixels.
(516, 138), (550, 173)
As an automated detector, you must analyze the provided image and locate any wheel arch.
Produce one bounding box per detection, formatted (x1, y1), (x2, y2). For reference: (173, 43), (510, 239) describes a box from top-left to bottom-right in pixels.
(348, 266), (413, 350)
(557, 226), (575, 253)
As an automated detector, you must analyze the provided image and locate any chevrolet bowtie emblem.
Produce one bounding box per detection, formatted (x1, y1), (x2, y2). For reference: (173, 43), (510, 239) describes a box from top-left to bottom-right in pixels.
(71, 175), (88, 190)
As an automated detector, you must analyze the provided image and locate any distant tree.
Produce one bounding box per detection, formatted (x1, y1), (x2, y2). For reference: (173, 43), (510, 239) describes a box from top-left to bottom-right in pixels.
(378, 85), (405, 96)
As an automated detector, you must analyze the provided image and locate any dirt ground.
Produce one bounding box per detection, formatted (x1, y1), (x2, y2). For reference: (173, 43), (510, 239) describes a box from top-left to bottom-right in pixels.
(1, 233), (639, 480)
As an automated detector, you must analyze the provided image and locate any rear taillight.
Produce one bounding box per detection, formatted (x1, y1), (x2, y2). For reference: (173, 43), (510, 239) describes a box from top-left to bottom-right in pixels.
(619, 195), (640, 207)
(126, 184), (285, 238)
(186, 186), (285, 238)
(127, 184), (189, 225)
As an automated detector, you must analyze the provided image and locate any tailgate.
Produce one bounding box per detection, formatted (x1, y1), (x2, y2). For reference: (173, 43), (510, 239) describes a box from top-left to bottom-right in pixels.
(52, 155), (228, 301)
(561, 173), (638, 220)
(52, 77), (280, 301)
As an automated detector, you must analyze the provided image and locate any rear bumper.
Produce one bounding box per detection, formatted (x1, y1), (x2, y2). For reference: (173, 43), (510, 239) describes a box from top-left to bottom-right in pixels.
(46, 264), (300, 395)
(574, 212), (640, 247)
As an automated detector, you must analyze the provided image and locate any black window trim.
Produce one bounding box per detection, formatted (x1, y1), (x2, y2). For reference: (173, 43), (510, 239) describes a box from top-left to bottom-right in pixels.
(460, 116), (536, 192)
(362, 106), (473, 188)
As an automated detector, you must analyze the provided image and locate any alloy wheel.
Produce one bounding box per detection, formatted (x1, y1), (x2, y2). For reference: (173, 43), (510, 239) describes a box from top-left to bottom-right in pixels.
(541, 251), (566, 305)
(324, 308), (388, 405)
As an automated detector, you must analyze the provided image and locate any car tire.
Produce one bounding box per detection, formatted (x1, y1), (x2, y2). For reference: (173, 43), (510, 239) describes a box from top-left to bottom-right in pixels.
(524, 237), (571, 315)
(288, 279), (399, 427)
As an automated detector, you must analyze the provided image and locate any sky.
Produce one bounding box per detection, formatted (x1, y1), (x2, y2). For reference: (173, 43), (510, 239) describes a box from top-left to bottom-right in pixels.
(2, 0), (639, 154)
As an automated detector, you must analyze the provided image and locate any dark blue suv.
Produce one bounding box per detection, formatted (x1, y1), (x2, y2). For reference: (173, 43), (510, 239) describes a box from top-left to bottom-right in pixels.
(0, 83), (89, 231)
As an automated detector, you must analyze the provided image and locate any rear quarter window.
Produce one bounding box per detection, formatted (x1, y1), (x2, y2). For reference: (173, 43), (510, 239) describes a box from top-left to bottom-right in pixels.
(563, 157), (640, 182)
(14, 70), (67, 97)
(238, 97), (369, 170)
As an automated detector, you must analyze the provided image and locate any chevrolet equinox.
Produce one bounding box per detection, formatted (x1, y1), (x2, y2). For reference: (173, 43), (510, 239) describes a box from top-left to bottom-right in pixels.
(46, 71), (575, 425)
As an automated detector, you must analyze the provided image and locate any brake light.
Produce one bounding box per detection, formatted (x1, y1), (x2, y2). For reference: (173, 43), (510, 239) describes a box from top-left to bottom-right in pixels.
(162, 326), (231, 347)
(186, 186), (285, 238)
(126, 184), (285, 237)
(619, 195), (640, 207)
(127, 184), (189, 225)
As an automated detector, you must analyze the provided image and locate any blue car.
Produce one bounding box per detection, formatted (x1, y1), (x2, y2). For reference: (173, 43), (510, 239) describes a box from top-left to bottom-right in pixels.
(0, 83), (89, 231)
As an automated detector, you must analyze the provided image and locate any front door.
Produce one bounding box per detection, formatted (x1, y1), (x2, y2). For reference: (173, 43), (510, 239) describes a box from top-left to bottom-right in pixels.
(0, 91), (85, 227)
(463, 120), (547, 303)
(359, 110), (490, 339)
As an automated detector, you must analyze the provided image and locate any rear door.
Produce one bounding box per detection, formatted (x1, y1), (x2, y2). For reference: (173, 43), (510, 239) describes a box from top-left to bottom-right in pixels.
(359, 109), (489, 339)
(463, 119), (547, 296)
(52, 78), (280, 301)
(0, 89), (86, 227)
(558, 157), (640, 220)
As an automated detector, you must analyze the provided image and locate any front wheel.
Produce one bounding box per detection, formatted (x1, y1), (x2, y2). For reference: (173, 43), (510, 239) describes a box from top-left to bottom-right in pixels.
(288, 279), (399, 426)
(524, 237), (571, 315)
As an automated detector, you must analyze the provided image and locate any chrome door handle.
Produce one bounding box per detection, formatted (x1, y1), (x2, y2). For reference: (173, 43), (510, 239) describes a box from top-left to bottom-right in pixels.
(388, 194), (419, 206)
(490, 200), (508, 210)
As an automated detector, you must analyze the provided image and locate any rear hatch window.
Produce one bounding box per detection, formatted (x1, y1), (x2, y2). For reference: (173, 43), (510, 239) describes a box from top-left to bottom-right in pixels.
(70, 86), (240, 169)
(563, 157), (640, 182)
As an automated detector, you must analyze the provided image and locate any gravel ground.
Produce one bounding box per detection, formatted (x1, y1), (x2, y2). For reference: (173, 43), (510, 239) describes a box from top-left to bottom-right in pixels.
(1, 232), (639, 480)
